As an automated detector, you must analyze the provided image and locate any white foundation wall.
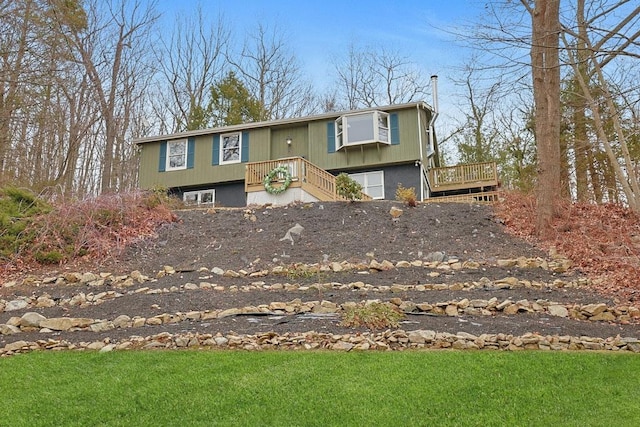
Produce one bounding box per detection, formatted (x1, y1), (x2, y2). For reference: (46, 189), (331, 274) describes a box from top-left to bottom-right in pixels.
(246, 188), (320, 206)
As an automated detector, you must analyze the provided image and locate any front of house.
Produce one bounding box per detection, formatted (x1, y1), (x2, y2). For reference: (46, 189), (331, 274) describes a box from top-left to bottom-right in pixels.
(135, 102), (442, 207)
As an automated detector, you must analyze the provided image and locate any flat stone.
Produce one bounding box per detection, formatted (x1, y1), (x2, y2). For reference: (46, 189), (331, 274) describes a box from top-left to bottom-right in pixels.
(113, 315), (131, 328)
(332, 341), (354, 351)
(223, 270), (240, 278)
(80, 272), (99, 283)
(582, 303), (607, 317)
(40, 318), (74, 331)
(407, 330), (436, 344)
(269, 302), (287, 310)
(218, 308), (241, 318)
(503, 304), (520, 315)
(590, 311), (616, 322)
(99, 344), (116, 353)
(548, 305), (569, 318)
(35, 296), (56, 308)
(445, 305), (459, 316)
(86, 341), (105, 350)
(330, 262), (343, 272)
(5, 299), (29, 311)
(4, 340), (29, 352)
(0, 324), (21, 335)
(214, 337), (229, 346)
(20, 312), (47, 328)
(469, 299), (489, 308)
(425, 251), (445, 263)
(496, 259), (517, 267)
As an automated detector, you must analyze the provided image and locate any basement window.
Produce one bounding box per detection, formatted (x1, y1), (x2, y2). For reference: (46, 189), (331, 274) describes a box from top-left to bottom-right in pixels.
(349, 171), (384, 199)
(183, 189), (215, 205)
(336, 111), (389, 150)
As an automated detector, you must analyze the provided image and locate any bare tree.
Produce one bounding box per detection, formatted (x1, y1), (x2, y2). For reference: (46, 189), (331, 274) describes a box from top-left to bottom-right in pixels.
(331, 43), (430, 109)
(0, 0), (36, 183)
(154, 6), (229, 132)
(228, 23), (316, 120)
(58, 0), (159, 193)
(448, 62), (503, 164)
(0, 0), (94, 194)
(561, 0), (640, 211)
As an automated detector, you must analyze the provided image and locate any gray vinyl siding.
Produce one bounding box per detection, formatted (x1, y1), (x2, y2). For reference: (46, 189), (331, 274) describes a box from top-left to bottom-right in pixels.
(332, 163), (420, 201)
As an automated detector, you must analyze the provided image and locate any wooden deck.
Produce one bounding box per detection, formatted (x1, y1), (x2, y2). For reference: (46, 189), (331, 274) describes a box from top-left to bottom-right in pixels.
(424, 191), (500, 204)
(428, 162), (498, 193)
(245, 157), (372, 202)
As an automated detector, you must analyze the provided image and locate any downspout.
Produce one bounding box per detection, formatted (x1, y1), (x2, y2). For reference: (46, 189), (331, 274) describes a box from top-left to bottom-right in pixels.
(417, 103), (424, 201)
(423, 75), (439, 200)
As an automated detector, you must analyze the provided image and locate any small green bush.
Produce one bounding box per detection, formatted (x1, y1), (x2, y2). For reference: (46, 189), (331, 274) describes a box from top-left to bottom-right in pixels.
(340, 302), (405, 329)
(335, 173), (363, 201)
(34, 250), (64, 264)
(0, 186), (51, 260)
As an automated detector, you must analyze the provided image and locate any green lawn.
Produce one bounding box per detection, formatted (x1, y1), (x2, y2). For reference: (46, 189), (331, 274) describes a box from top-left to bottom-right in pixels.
(1, 350), (638, 426)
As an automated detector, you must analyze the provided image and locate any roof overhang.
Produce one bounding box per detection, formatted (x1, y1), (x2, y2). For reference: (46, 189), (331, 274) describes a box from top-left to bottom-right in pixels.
(134, 101), (434, 146)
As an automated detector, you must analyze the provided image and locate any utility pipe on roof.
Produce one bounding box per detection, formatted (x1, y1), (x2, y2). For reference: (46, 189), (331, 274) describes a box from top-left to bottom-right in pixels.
(422, 75), (439, 200)
(429, 75), (439, 157)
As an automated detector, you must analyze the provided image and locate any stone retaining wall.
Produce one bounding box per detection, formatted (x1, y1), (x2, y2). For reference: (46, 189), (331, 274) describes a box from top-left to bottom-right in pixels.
(2, 329), (639, 356)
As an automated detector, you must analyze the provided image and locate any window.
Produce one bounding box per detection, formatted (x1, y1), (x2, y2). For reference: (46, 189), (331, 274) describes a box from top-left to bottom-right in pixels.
(167, 139), (187, 170)
(220, 132), (241, 164)
(183, 189), (215, 205)
(212, 131), (248, 165)
(335, 111), (390, 150)
(349, 171), (384, 199)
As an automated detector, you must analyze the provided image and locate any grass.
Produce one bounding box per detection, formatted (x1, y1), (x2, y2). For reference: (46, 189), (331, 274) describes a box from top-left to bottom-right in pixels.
(0, 350), (639, 426)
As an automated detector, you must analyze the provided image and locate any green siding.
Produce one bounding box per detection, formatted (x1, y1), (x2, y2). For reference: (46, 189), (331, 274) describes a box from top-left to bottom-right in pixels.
(270, 126), (308, 160)
(138, 106), (430, 190)
(307, 109), (422, 171)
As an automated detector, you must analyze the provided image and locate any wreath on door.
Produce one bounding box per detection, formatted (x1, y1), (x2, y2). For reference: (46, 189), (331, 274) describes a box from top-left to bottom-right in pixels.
(263, 166), (292, 195)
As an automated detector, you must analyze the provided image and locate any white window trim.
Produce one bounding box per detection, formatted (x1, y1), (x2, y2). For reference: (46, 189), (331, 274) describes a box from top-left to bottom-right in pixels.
(183, 189), (215, 206)
(335, 111), (390, 150)
(166, 139), (188, 171)
(349, 170), (385, 200)
(220, 132), (242, 165)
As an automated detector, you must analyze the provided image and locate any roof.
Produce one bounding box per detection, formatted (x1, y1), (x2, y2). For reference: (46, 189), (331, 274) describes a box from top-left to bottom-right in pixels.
(134, 101), (434, 145)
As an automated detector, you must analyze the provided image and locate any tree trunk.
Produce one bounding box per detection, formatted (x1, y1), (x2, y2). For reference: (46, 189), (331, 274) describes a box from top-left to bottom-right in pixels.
(527, 0), (562, 238)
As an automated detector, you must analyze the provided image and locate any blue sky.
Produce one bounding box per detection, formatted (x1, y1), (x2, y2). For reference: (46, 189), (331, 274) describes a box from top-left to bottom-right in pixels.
(155, 0), (487, 120)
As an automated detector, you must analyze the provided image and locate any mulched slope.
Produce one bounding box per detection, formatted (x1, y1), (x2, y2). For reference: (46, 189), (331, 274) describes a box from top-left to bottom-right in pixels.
(120, 201), (547, 273)
(1, 200), (639, 351)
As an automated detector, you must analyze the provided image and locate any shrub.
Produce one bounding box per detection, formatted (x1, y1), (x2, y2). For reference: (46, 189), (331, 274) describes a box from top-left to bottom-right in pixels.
(396, 184), (417, 207)
(29, 190), (178, 263)
(0, 186), (51, 260)
(335, 173), (363, 201)
(340, 302), (405, 329)
(34, 250), (64, 264)
(1, 189), (177, 267)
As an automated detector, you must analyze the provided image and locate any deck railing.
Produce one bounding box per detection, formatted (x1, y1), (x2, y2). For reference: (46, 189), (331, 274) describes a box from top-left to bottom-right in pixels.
(245, 157), (372, 201)
(428, 162), (498, 192)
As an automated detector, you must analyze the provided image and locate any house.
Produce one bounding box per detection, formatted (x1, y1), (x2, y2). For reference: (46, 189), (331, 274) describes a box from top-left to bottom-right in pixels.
(134, 101), (498, 207)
